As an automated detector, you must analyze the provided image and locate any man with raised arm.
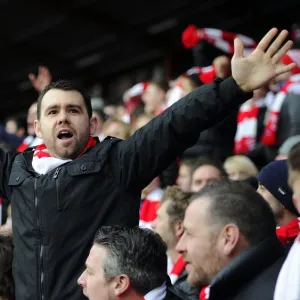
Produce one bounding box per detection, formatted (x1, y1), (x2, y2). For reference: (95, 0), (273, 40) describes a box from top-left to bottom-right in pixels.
(0, 29), (295, 300)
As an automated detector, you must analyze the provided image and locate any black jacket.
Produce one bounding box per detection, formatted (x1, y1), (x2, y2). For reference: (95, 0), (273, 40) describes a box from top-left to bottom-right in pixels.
(208, 235), (285, 300)
(0, 77), (251, 300)
(182, 109), (238, 162)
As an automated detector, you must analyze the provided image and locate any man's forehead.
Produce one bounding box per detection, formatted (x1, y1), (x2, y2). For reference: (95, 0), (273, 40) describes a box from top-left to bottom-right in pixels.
(41, 89), (85, 108)
(184, 198), (211, 227)
(87, 245), (106, 266)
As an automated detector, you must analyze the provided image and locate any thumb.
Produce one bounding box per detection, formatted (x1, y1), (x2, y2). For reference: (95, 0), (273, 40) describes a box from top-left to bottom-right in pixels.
(233, 38), (244, 59)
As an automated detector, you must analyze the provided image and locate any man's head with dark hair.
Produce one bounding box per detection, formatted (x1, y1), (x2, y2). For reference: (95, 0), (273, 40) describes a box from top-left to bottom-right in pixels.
(177, 158), (198, 192)
(37, 80), (92, 120)
(34, 79), (98, 159)
(0, 234), (14, 299)
(190, 156), (227, 192)
(176, 180), (276, 288)
(153, 185), (192, 252)
(78, 226), (167, 300)
(288, 143), (300, 213)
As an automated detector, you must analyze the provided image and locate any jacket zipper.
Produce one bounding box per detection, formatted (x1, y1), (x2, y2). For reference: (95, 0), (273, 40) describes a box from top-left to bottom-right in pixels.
(54, 168), (61, 211)
(34, 178), (45, 300)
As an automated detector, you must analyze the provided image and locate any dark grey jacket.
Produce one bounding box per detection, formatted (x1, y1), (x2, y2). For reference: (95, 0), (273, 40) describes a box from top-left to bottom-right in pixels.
(0, 77), (251, 300)
(265, 93), (300, 161)
(208, 235), (285, 300)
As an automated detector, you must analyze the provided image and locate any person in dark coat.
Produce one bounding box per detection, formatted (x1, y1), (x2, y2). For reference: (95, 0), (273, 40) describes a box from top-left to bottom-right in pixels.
(78, 226), (183, 300)
(0, 234), (14, 300)
(176, 180), (285, 300)
(257, 160), (300, 248)
(0, 29), (295, 300)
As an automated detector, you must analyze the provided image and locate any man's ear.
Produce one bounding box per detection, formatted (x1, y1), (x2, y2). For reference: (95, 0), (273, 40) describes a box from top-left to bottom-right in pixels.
(34, 120), (43, 139)
(89, 116), (98, 136)
(113, 274), (131, 296)
(218, 224), (240, 257)
(174, 220), (184, 238)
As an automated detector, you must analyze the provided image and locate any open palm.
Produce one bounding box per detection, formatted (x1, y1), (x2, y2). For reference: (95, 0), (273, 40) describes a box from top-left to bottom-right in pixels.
(232, 28), (295, 92)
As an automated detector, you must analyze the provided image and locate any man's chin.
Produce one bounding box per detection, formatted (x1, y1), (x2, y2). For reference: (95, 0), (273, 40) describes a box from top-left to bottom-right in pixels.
(187, 271), (206, 288)
(55, 148), (78, 160)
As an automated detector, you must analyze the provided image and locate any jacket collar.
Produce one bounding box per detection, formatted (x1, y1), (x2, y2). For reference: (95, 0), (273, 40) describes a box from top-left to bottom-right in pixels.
(209, 234), (284, 299)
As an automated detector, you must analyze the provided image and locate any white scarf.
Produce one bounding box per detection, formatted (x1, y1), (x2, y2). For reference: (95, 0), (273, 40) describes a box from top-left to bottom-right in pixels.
(274, 219), (300, 300)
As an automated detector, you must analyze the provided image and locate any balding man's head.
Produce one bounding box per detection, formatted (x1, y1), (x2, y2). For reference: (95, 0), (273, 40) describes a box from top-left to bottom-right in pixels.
(176, 180), (276, 288)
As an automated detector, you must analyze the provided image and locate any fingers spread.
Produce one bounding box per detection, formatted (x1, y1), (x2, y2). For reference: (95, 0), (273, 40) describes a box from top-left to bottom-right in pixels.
(257, 28), (278, 52)
(272, 40), (294, 64)
(275, 62), (296, 76)
(266, 30), (289, 57)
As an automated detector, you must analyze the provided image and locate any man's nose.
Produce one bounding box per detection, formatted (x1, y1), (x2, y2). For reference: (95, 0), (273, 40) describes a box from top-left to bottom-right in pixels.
(77, 273), (86, 287)
(57, 111), (69, 124)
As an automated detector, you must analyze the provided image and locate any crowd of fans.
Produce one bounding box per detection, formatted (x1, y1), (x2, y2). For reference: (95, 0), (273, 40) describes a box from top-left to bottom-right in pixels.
(0, 24), (300, 300)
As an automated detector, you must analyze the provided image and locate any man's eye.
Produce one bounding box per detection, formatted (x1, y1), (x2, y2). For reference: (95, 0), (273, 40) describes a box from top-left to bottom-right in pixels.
(49, 111), (57, 115)
(70, 109), (79, 113)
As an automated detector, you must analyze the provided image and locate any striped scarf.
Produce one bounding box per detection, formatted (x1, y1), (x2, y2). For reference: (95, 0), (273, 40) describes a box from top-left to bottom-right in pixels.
(17, 135), (43, 152)
(199, 286), (210, 300)
(139, 188), (164, 230)
(182, 25), (256, 55)
(234, 98), (266, 153)
(32, 136), (97, 175)
(169, 255), (186, 284)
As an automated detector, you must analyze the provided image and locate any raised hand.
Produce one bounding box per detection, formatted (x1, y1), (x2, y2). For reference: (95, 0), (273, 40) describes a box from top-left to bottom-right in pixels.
(231, 28), (295, 92)
(28, 66), (52, 93)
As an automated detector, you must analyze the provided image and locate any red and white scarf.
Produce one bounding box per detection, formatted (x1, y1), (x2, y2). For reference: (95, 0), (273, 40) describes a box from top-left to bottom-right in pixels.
(32, 137), (97, 175)
(274, 218), (300, 300)
(262, 74), (300, 146)
(185, 65), (217, 84)
(124, 82), (148, 115)
(276, 218), (300, 246)
(234, 98), (265, 153)
(169, 255), (186, 284)
(141, 282), (167, 300)
(167, 65), (217, 107)
(17, 135), (43, 152)
(139, 188), (164, 230)
(182, 25), (256, 55)
(199, 286), (210, 300)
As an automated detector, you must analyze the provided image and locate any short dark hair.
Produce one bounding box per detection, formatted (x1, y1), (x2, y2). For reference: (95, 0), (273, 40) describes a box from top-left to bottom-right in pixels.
(190, 180), (276, 246)
(288, 143), (300, 172)
(162, 185), (193, 225)
(94, 226), (167, 295)
(37, 79), (92, 119)
(191, 156), (227, 178)
(180, 158), (198, 169)
(92, 109), (107, 123)
(0, 234), (14, 298)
